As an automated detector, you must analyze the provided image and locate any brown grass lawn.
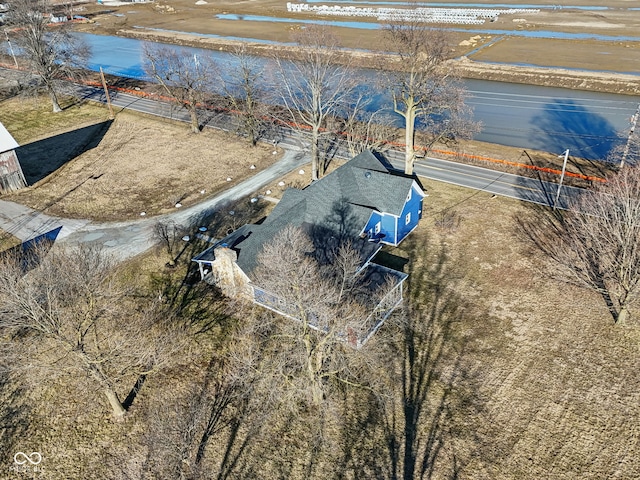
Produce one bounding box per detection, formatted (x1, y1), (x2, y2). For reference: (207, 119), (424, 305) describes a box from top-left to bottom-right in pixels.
(1, 94), (639, 478)
(0, 230), (20, 251)
(400, 178), (640, 478)
(1, 96), (280, 221)
(102, 176), (639, 479)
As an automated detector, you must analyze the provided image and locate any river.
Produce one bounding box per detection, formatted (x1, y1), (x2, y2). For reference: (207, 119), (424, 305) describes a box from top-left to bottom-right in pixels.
(81, 32), (639, 160)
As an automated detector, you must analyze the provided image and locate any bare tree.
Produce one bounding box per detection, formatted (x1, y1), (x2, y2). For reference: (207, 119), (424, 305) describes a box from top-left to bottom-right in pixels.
(7, 0), (91, 112)
(608, 108), (640, 168)
(0, 244), (192, 419)
(382, 23), (479, 175)
(253, 226), (390, 407)
(154, 220), (187, 265)
(272, 25), (358, 180)
(143, 43), (216, 134)
(220, 44), (269, 146)
(521, 167), (640, 324)
(342, 94), (399, 157)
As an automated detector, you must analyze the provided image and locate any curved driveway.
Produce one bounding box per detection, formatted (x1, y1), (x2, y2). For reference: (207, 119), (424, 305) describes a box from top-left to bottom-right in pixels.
(0, 148), (307, 260)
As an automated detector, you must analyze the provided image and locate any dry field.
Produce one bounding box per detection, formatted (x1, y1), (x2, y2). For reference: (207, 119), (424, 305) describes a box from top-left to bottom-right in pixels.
(403, 178), (640, 478)
(72, 0), (640, 94)
(4, 168), (639, 478)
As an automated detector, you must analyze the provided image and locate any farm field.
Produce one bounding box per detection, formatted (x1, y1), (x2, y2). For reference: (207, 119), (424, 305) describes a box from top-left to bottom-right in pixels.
(72, 0), (640, 93)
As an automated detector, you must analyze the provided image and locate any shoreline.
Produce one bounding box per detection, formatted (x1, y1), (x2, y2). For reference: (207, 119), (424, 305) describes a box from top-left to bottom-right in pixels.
(116, 27), (640, 96)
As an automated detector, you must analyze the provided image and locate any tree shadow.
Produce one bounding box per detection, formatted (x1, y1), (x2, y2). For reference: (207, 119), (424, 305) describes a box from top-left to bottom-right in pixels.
(0, 370), (32, 460)
(375, 237), (494, 479)
(529, 99), (621, 161)
(325, 235), (495, 479)
(513, 195), (619, 320)
(308, 198), (373, 265)
(148, 203), (271, 334)
(135, 344), (268, 480)
(16, 120), (113, 185)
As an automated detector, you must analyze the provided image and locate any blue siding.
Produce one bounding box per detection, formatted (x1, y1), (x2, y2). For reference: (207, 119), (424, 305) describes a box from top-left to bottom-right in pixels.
(361, 182), (425, 246)
(380, 213), (396, 243)
(363, 211), (383, 239)
(396, 184), (424, 245)
(363, 211), (397, 244)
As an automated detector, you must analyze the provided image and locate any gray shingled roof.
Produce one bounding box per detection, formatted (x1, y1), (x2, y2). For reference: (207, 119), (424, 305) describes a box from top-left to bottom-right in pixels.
(209, 150), (417, 276)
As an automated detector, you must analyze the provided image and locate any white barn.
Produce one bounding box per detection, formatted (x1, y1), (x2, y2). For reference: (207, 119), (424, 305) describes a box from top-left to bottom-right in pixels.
(0, 122), (26, 193)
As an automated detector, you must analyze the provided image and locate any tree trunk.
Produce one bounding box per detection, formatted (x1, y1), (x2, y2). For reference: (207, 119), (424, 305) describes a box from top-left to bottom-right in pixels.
(616, 305), (630, 324)
(311, 127), (320, 181)
(404, 106), (416, 175)
(189, 106), (200, 134)
(104, 388), (127, 420)
(49, 88), (62, 113)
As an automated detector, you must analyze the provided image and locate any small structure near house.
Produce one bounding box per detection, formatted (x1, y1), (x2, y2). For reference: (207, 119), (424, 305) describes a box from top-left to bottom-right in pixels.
(0, 122), (27, 194)
(192, 150), (426, 347)
(49, 13), (69, 23)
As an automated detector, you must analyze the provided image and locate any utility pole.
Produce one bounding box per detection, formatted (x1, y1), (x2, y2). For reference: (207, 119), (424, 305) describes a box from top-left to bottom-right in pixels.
(621, 104), (640, 168)
(553, 149), (569, 211)
(5, 30), (18, 68)
(99, 67), (115, 120)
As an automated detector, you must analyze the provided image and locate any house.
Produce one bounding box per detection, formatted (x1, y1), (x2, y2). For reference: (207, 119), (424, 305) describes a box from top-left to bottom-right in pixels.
(192, 150), (426, 347)
(0, 121), (26, 194)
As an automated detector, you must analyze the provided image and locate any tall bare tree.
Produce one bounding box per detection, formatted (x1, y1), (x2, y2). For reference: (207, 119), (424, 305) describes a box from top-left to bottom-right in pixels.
(521, 166), (640, 324)
(342, 94), (399, 157)
(383, 23), (478, 175)
(0, 244), (191, 419)
(220, 44), (269, 147)
(273, 25), (358, 180)
(253, 225), (390, 406)
(143, 43), (216, 134)
(7, 0), (90, 112)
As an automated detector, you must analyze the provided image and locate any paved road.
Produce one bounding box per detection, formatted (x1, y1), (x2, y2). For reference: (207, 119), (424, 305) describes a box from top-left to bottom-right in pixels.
(410, 156), (580, 210)
(73, 81), (585, 208)
(0, 79), (590, 260)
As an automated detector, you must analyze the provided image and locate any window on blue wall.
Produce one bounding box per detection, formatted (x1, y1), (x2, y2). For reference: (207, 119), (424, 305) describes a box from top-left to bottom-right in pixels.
(407, 188), (412, 201)
(375, 222), (381, 234)
(405, 212), (411, 225)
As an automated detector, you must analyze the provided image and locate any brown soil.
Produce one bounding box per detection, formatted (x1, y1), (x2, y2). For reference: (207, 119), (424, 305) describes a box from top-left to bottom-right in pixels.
(70, 0), (640, 94)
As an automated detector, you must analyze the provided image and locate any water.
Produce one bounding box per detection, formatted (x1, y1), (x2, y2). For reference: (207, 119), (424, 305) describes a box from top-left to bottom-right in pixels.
(76, 32), (640, 159)
(215, 14), (640, 42)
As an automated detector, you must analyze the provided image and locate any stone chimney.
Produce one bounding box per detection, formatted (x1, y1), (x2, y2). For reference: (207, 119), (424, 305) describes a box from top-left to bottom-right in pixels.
(211, 246), (251, 299)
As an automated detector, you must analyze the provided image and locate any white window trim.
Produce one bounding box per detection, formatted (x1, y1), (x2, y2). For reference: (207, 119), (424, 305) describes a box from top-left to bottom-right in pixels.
(405, 212), (411, 225)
